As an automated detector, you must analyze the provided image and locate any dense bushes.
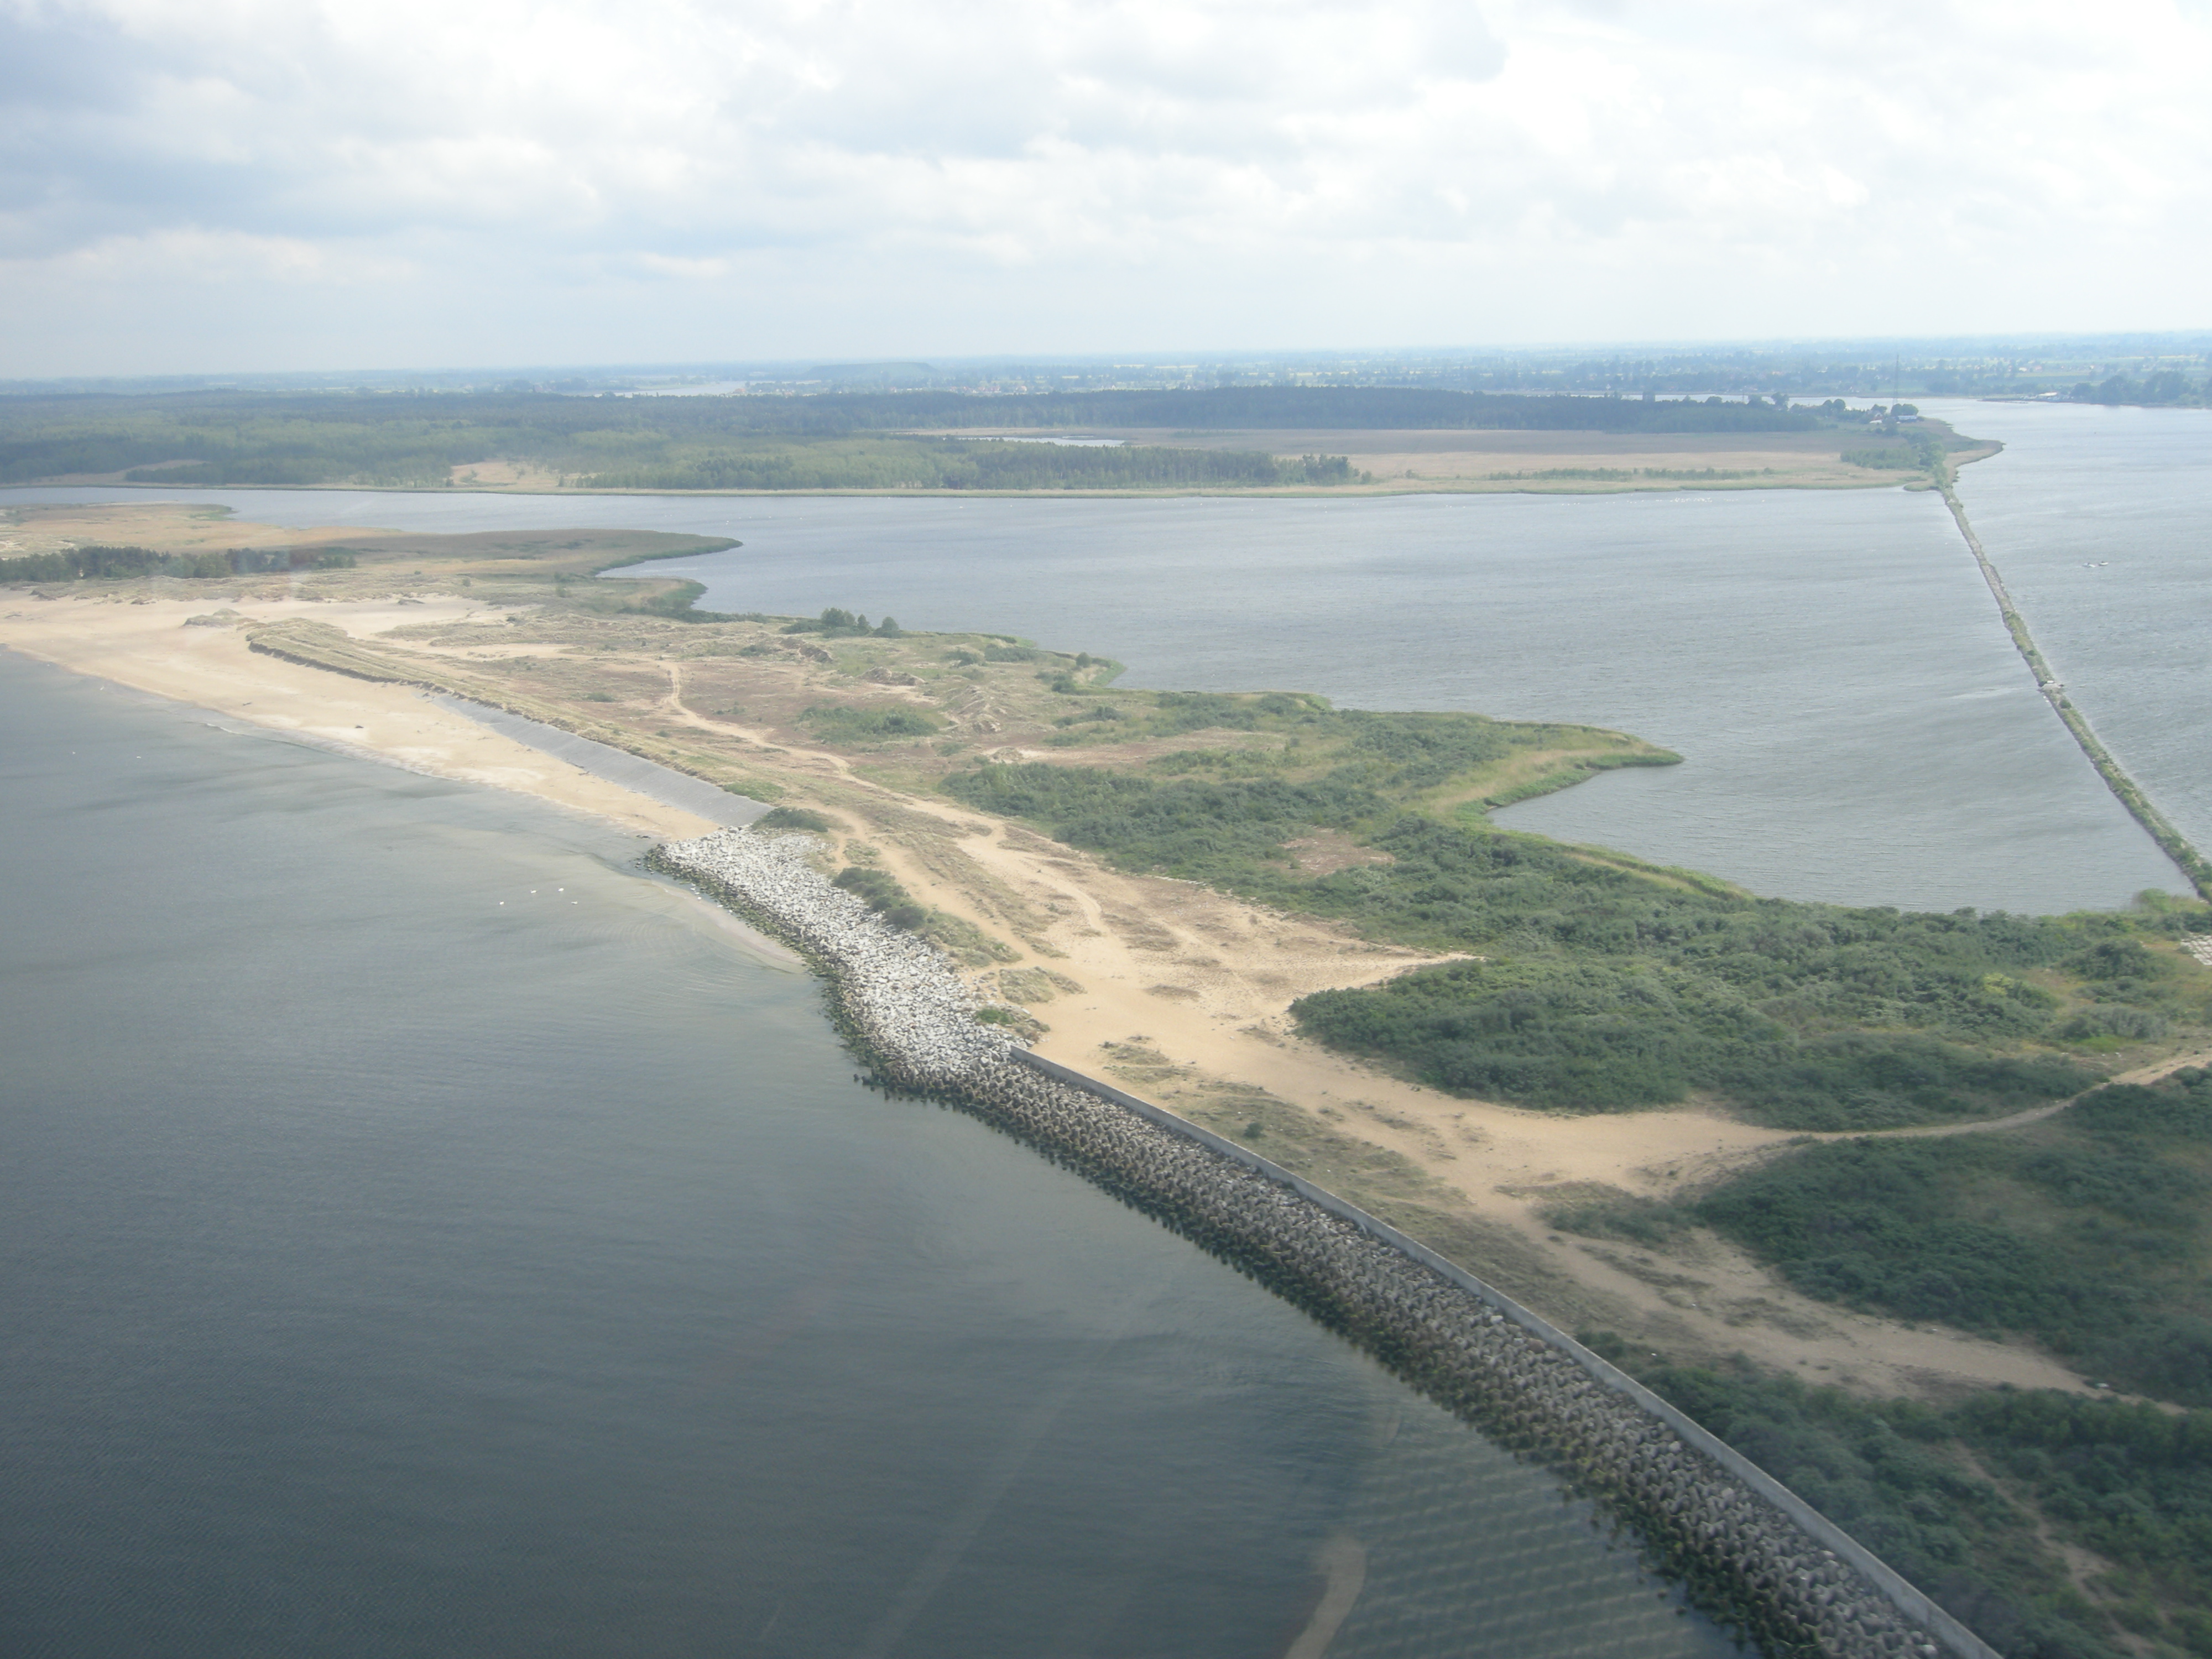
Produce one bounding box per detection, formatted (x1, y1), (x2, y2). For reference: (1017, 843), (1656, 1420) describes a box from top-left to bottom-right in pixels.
(3, 543), (175, 581)
(753, 806), (838, 833)
(830, 865), (926, 931)
(1, 542), (364, 583)
(1603, 1351), (2212, 1659)
(800, 703), (942, 742)
(585, 439), (1345, 491)
(947, 758), (2194, 1126)
(1694, 1072), (2212, 1400)
(1294, 962), (2092, 1123)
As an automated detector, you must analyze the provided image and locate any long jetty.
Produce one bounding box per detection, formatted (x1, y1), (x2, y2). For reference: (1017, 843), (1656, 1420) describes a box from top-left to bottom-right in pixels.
(1937, 468), (2211, 898)
(650, 825), (1998, 1659)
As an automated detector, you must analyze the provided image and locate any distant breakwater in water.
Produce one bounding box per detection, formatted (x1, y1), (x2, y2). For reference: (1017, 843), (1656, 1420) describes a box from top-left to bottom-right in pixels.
(649, 826), (1996, 1659)
(1937, 472), (2211, 898)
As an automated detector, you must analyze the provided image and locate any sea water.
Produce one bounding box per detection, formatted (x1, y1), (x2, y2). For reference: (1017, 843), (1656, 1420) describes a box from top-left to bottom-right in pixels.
(0, 654), (1729, 1658)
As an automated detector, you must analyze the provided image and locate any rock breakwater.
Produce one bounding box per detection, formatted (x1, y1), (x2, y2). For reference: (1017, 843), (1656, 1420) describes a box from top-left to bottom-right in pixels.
(651, 825), (1994, 1659)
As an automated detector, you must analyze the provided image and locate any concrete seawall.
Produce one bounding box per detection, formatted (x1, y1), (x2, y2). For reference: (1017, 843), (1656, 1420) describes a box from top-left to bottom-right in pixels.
(650, 825), (1999, 1659)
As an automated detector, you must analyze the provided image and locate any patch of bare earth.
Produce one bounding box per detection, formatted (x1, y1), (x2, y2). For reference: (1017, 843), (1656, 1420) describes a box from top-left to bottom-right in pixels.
(1282, 830), (1395, 875)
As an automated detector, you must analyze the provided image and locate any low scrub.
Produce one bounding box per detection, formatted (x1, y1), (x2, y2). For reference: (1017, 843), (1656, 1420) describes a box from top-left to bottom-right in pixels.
(946, 757), (2200, 1126)
(1695, 1069), (2212, 1401)
(831, 865), (927, 931)
(801, 703), (943, 742)
(1590, 1345), (2212, 1659)
(753, 806), (838, 833)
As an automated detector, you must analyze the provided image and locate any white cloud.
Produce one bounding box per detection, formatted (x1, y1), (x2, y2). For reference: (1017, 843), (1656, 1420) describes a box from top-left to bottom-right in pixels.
(1, 0), (2208, 372)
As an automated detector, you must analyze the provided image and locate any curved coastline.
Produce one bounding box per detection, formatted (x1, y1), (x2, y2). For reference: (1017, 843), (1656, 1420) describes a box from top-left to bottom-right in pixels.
(650, 823), (1996, 1659)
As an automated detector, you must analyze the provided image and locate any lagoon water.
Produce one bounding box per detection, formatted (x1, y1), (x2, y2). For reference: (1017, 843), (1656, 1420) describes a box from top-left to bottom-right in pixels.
(1921, 399), (2212, 865)
(4, 473), (2188, 913)
(0, 655), (1729, 1658)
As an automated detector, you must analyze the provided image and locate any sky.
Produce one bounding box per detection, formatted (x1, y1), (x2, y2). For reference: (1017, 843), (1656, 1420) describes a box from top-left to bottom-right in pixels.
(3, 0), (2210, 377)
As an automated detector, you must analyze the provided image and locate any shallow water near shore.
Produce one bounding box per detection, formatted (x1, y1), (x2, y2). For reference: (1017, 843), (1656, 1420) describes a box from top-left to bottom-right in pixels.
(0, 653), (1731, 1658)
(3, 475), (2186, 912)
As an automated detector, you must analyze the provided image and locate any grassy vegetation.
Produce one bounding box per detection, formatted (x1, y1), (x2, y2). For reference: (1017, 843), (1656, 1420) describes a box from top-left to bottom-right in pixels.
(831, 863), (929, 931)
(1546, 1068), (2212, 1653)
(800, 703), (944, 742)
(0, 392), (1376, 491)
(0, 384), (1911, 494)
(825, 860), (1018, 966)
(0, 541), (357, 581)
(1692, 1070), (2212, 1402)
(942, 758), (2207, 1128)
(1576, 1342), (2212, 1659)
(1486, 466), (1763, 482)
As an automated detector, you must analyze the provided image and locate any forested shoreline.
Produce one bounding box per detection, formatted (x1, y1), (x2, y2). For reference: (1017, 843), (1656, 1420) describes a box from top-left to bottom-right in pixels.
(0, 383), (1856, 491)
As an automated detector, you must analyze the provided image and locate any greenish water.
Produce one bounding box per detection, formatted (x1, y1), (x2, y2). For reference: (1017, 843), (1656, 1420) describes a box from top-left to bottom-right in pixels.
(0, 653), (1731, 1658)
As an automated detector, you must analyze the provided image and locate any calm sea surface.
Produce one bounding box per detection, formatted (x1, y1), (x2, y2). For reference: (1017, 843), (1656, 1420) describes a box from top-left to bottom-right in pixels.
(1919, 399), (2212, 863)
(0, 654), (1728, 1658)
(3, 477), (2186, 912)
(6, 425), (2199, 1652)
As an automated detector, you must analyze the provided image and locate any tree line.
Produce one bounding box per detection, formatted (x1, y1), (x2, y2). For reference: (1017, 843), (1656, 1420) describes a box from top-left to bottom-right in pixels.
(0, 383), (1835, 491)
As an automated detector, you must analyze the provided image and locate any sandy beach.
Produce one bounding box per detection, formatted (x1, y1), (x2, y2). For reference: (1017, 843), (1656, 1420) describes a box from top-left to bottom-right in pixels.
(0, 591), (719, 841)
(0, 564), (2135, 1405)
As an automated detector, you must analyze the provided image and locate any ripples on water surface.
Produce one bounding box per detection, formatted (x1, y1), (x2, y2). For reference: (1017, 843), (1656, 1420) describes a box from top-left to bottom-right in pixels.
(1923, 399), (2212, 864)
(9, 415), (2199, 1652)
(4, 474), (2185, 913)
(0, 655), (1730, 1657)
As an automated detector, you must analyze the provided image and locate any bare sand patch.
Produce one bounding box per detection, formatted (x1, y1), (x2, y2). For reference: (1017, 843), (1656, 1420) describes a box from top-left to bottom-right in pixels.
(0, 592), (717, 841)
(448, 460), (567, 491)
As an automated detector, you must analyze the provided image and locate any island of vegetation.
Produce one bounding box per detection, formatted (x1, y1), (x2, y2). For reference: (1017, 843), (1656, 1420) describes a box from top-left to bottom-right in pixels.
(3, 497), (2208, 1659)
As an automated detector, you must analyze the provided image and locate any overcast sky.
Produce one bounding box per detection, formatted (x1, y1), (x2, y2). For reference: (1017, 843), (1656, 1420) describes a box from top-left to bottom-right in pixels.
(4, 0), (2209, 376)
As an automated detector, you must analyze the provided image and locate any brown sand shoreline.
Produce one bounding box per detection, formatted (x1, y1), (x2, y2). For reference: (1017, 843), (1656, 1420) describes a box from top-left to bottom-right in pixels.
(0, 526), (2123, 1406)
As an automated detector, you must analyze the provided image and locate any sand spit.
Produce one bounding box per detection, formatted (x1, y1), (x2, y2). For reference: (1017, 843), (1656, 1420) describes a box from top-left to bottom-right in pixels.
(653, 824), (1992, 1659)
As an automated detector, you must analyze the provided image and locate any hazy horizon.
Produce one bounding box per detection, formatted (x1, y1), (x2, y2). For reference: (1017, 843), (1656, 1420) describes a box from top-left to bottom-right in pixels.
(6, 0), (2211, 379)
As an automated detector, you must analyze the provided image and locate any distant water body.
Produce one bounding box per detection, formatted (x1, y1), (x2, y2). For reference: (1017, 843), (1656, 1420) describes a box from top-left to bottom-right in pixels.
(4, 474), (2189, 912)
(0, 655), (1728, 1658)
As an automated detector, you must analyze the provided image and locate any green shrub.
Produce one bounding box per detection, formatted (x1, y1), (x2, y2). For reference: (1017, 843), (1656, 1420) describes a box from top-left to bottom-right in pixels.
(2074, 1072), (2212, 1139)
(801, 703), (943, 741)
(754, 806), (837, 833)
(945, 758), (2187, 1126)
(831, 864), (927, 933)
(1694, 1085), (2212, 1402)
(2057, 1006), (2169, 1042)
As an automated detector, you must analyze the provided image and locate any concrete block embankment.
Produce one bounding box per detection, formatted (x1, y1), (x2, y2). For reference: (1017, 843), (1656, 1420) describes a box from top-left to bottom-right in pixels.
(651, 826), (1994, 1659)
